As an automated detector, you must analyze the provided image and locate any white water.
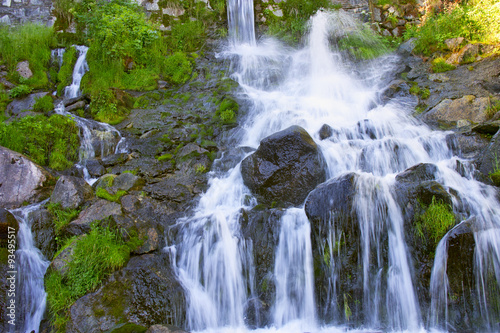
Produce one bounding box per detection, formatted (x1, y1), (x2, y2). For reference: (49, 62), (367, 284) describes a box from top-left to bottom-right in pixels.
(171, 2), (500, 332)
(9, 201), (50, 333)
(64, 45), (89, 99)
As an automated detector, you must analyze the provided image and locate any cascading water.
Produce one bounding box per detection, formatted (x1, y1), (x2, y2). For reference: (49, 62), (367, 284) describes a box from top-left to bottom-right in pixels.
(171, 3), (500, 333)
(54, 45), (126, 184)
(9, 201), (50, 333)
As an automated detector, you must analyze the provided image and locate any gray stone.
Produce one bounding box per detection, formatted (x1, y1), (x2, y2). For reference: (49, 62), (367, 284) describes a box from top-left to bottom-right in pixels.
(109, 172), (144, 193)
(0, 15), (11, 25)
(445, 37), (465, 51)
(50, 175), (94, 209)
(0, 147), (52, 209)
(423, 95), (490, 128)
(6, 92), (48, 116)
(65, 100), (85, 113)
(64, 199), (122, 236)
(16, 60), (32, 79)
(428, 73), (450, 82)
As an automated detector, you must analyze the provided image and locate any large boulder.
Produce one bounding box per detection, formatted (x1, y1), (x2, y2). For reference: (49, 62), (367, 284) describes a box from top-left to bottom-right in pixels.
(476, 129), (500, 178)
(5, 92), (49, 117)
(0, 147), (53, 209)
(50, 175), (94, 209)
(422, 95), (490, 128)
(0, 208), (18, 248)
(66, 253), (186, 333)
(63, 199), (122, 236)
(241, 126), (326, 207)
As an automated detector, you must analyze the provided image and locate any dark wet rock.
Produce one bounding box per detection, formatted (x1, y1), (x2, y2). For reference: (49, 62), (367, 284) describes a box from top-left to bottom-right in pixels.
(63, 199), (122, 237)
(85, 159), (105, 178)
(446, 132), (490, 159)
(472, 121), (500, 136)
(5, 92), (49, 117)
(101, 153), (129, 167)
(212, 146), (255, 173)
(66, 253), (185, 333)
(50, 175), (94, 209)
(66, 100), (86, 113)
(0, 147), (53, 209)
(477, 129), (500, 178)
(109, 172), (144, 193)
(111, 156), (174, 180)
(240, 208), (284, 327)
(319, 124), (333, 140)
(381, 79), (411, 102)
(31, 207), (57, 260)
(397, 38), (416, 56)
(395, 163), (438, 183)
(241, 125), (327, 207)
(64, 95), (89, 107)
(0, 208), (18, 248)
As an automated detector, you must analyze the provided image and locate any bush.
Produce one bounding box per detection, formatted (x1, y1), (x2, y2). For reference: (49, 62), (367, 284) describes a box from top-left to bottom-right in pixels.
(0, 23), (56, 88)
(0, 114), (80, 170)
(33, 94), (54, 113)
(168, 20), (206, 52)
(404, 0), (500, 55)
(163, 52), (193, 85)
(8, 85), (32, 99)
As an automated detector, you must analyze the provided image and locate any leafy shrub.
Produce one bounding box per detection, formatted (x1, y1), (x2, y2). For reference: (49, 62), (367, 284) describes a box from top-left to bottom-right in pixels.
(0, 23), (56, 88)
(431, 57), (456, 73)
(8, 85), (32, 99)
(33, 94), (54, 113)
(168, 20), (206, 52)
(265, 0), (334, 43)
(404, 0), (500, 55)
(338, 25), (391, 59)
(0, 114), (80, 170)
(163, 52), (193, 85)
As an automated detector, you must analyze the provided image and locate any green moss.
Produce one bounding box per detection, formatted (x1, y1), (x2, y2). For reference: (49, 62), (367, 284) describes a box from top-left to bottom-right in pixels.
(415, 196), (456, 245)
(431, 57), (456, 73)
(96, 187), (127, 203)
(0, 114), (80, 170)
(157, 153), (173, 161)
(216, 98), (239, 123)
(338, 24), (391, 60)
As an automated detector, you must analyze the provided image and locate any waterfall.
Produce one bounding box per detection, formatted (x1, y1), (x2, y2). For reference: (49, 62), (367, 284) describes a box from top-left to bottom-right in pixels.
(171, 3), (500, 333)
(9, 202), (50, 333)
(64, 45), (89, 99)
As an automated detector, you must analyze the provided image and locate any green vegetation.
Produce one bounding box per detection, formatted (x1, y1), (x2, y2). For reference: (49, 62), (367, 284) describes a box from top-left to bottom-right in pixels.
(216, 98), (238, 123)
(264, 0), (334, 43)
(96, 187), (127, 203)
(486, 97), (500, 119)
(57, 46), (77, 95)
(0, 90), (9, 115)
(46, 202), (81, 235)
(489, 154), (500, 186)
(0, 23), (56, 89)
(404, 0), (500, 55)
(168, 20), (206, 52)
(415, 196), (456, 245)
(338, 25), (391, 59)
(8, 85), (32, 99)
(409, 83), (430, 99)
(163, 52), (193, 85)
(33, 94), (54, 114)
(0, 114), (80, 170)
(431, 57), (456, 73)
(45, 224), (140, 332)
(195, 163), (207, 174)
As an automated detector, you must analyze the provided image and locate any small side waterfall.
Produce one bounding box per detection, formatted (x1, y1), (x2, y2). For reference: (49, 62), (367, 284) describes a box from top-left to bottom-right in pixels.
(227, 0), (256, 45)
(64, 45), (89, 99)
(9, 202), (50, 333)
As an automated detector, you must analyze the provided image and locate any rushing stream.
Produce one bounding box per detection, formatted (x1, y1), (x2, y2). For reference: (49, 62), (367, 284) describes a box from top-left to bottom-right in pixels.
(171, 1), (500, 333)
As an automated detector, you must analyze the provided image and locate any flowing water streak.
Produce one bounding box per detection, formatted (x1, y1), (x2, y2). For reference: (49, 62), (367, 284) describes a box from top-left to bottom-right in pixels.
(228, 0), (256, 45)
(10, 201), (50, 333)
(65, 45), (89, 99)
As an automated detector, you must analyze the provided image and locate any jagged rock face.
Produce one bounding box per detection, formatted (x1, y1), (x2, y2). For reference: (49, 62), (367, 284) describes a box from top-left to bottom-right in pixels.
(66, 253), (186, 333)
(241, 125), (327, 207)
(477, 129), (500, 177)
(50, 175), (94, 210)
(0, 147), (52, 209)
(240, 208), (285, 327)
